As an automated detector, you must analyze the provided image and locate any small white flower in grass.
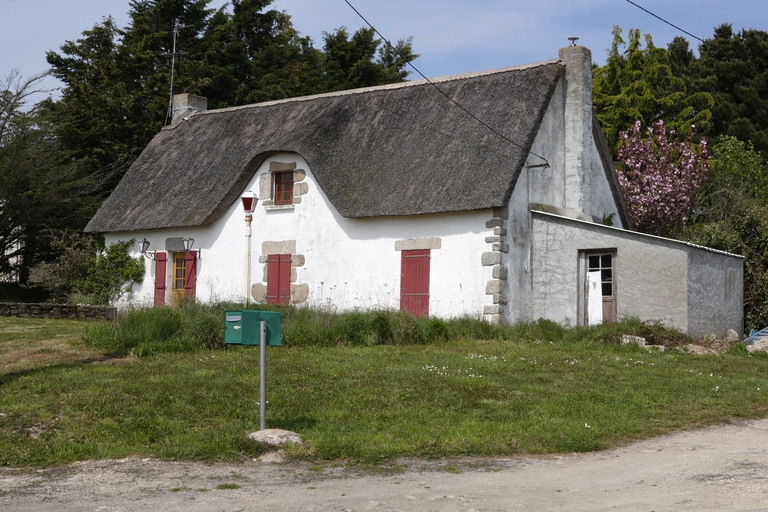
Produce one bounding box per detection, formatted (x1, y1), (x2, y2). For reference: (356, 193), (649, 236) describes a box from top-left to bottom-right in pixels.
(585, 423), (591, 428)
(712, 386), (720, 392)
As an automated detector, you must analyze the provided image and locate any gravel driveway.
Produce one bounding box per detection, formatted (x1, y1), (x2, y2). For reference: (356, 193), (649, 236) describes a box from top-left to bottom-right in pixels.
(3, 418), (768, 511)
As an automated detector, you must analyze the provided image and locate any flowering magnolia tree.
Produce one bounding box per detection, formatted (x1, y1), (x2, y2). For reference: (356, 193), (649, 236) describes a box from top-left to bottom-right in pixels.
(617, 120), (708, 236)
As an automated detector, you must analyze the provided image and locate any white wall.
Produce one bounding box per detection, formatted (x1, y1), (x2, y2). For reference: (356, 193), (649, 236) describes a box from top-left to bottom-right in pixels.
(107, 152), (496, 317)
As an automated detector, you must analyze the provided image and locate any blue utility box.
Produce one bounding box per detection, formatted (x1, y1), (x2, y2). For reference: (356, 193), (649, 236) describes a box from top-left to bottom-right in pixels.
(224, 310), (281, 346)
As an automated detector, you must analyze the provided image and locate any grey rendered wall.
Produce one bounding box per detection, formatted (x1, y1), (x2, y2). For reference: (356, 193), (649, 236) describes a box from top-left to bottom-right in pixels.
(504, 71), (630, 325)
(502, 77), (565, 325)
(686, 247), (744, 338)
(587, 138), (624, 227)
(531, 212), (689, 331)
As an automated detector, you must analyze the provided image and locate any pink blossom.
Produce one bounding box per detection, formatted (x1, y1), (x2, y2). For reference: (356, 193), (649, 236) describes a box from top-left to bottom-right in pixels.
(616, 120), (708, 236)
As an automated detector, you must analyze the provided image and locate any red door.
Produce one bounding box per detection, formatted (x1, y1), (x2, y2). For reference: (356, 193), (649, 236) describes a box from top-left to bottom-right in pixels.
(266, 254), (291, 304)
(400, 249), (430, 317)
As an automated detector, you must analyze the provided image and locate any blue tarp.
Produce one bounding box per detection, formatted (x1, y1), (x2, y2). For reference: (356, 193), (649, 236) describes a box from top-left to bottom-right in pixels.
(744, 327), (768, 345)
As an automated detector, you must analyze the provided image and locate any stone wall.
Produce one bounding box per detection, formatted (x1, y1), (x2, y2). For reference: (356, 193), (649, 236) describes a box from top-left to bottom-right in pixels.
(0, 302), (116, 320)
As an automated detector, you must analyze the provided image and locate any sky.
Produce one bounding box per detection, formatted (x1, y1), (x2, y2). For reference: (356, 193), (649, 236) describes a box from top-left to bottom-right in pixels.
(1, 0), (767, 101)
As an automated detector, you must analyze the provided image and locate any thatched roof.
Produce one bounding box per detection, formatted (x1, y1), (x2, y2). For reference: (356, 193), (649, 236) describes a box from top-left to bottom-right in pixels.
(86, 60), (566, 233)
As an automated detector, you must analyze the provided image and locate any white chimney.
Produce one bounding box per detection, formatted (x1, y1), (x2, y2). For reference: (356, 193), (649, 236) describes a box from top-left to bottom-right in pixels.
(558, 44), (593, 212)
(171, 93), (207, 125)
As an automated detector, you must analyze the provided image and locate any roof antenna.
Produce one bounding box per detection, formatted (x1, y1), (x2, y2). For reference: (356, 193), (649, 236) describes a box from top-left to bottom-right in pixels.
(161, 19), (191, 126)
(568, 37), (579, 46)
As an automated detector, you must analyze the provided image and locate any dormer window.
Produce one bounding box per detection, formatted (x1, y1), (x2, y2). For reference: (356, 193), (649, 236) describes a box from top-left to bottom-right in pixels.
(259, 161), (307, 209)
(274, 171), (293, 205)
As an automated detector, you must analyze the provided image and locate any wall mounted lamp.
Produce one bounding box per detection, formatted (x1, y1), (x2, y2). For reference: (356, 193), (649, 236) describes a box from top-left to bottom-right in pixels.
(138, 238), (156, 260)
(182, 237), (201, 259)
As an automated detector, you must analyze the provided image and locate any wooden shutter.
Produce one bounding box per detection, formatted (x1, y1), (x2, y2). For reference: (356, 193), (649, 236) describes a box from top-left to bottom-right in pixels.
(266, 254), (291, 305)
(154, 252), (167, 306)
(400, 249), (430, 317)
(184, 251), (197, 298)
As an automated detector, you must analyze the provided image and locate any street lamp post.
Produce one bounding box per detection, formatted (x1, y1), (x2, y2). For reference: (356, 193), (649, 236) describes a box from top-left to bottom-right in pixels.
(241, 191), (258, 304)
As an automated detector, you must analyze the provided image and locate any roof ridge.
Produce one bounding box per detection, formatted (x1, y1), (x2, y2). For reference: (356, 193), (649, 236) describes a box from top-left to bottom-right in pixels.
(195, 58), (562, 116)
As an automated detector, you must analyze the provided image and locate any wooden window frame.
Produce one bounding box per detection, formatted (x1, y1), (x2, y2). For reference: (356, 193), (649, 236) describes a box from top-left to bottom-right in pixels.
(273, 171), (294, 205)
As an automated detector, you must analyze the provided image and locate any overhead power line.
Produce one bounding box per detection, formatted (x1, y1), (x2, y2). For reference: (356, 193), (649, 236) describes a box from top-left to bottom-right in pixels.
(625, 0), (705, 43)
(342, 0), (550, 167)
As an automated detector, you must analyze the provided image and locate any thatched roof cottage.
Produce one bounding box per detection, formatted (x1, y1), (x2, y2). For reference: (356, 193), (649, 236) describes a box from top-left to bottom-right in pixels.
(86, 44), (744, 337)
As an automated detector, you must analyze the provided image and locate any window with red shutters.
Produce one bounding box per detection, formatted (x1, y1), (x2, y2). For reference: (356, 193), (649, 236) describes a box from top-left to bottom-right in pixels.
(274, 171), (293, 205)
(266, 254), (291, 304)
(400, 249), (430, 317)
(154, 252), (167, 306)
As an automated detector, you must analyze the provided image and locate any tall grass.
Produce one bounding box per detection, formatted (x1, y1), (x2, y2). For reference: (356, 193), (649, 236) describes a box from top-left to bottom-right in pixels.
(83, 303), (694, 356)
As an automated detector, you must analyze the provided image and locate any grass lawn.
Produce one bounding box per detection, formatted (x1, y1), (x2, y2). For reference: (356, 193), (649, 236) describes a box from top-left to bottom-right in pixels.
(2, 315), (768, 467)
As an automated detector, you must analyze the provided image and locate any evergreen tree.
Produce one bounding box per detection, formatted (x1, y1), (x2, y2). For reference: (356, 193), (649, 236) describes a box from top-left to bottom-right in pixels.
(683, 24), (768, 156)
(0, 72), (106, 282)
(44, 0), (417, 188)
(592, 27), (713, 155)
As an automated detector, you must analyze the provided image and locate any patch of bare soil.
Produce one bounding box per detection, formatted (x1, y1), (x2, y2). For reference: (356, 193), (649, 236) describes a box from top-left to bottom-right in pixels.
(0, 338), (122, 374)
(2, 419), (768, 511)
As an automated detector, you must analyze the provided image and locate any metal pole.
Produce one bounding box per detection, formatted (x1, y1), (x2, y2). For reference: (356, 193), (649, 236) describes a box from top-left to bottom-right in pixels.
(245, 213), (252, 304)
(259, 320), (267, 431)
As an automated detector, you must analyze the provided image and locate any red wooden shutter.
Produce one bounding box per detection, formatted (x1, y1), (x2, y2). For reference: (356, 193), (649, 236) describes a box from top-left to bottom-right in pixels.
(278, 254), (291, 304)
(154, 252), (167, 306)
(266, 254), (292, 305)
(400, 249), (430, 317)
(184, 251), (197, 298)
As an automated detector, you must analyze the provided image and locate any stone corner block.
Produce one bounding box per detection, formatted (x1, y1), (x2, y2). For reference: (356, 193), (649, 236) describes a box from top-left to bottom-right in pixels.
(493, 294), (508, 305)
(481, 252), (502, 266)
(394, 237), (442, 251)
(485, 280), (502, 294)
(492, 265), (508, 280)
(483, 305), (504, 315)
(492, 243), (510, 254)
(293, 181), (309, 196)
(290, 283), (310, 304)
(262, 240), (297, 255)
(259, 173), (271, 200)
(493, 226), (508, 236)
(485, 219), (504, 229)
(291, 254), (306, 267)
(488, 314), (503, 325)
(251, 283), (267, 303)
(269, 161), (297, 172)
(485, 236), (503, 244)
(293, 169), (307, 182)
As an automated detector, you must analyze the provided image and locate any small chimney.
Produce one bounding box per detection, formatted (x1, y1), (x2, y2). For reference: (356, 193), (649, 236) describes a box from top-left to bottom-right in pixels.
(558, 43), (592, 212)
(171, 93), (207, 125)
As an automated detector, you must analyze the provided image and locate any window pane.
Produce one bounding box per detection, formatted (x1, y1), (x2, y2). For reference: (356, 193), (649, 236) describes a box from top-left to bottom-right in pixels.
(274, 171), (293, 204)
(601, 254), (612, 268)
(588, 255), (600, 269)
(602, 282), (612, 296)
(601, 268), (612, 282)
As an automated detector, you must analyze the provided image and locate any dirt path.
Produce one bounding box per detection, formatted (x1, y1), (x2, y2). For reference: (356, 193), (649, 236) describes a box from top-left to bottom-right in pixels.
(3, 418), (768, 511)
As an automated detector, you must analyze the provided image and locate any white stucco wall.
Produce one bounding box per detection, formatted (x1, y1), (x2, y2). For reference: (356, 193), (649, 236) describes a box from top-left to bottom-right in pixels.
(529, 211), (744, 337)
(107, 153), (496, 317)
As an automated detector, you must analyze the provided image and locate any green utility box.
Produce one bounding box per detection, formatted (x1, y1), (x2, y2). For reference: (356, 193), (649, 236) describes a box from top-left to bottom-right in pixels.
(224, 310), (281, 346)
